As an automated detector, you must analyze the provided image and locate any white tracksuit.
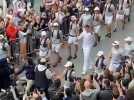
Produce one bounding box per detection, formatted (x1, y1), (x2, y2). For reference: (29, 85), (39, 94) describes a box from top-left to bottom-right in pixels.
(78, 31), (95, 73)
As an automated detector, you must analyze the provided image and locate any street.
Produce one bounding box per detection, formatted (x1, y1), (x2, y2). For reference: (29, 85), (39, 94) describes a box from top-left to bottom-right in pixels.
(47, 8), (134, 76)
(29, 0), (134, 76)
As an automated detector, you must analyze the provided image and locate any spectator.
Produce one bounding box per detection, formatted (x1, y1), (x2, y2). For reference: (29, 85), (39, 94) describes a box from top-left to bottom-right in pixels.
(98, 79), (113, 100)
(15, 57), (35, 100)
(126, 88), (134, 100)
(95, 51), (107, 69)
(128, 70), (134, 89)
(63, 87), (79, 100)
(6, 20), (18, 59)
(63, 61), (76, 90)
(109, 41), (124, 72)
(112, 85), (120, 100)
(0, 34), (10, 90)
(80, 79), (100, 100)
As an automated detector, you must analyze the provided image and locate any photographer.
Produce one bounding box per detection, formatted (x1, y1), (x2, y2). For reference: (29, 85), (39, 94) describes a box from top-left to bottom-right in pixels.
(34, 58), (54, 100)
(63, 61), (76, 90)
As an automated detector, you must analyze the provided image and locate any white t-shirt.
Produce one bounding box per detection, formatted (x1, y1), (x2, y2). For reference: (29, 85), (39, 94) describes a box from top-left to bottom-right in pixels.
(51, 30), (62, 44)
(78, 31), (95, 48)
(69, 22), (79, 36)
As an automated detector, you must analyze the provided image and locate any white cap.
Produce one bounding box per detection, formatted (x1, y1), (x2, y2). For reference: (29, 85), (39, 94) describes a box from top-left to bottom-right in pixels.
(64, 61), (73, 67)
(94, 7), (100, 11)
(40, 58), (47, 63)
(71, 15), (77, 20)
(0, 35), (4, 39)
(97, 51), (104, 56)
(124, 37), (133, 42)
(112, 41), (120, 46)
(53, 22), (59, 26)
(41, 31), (47, 36)
(84, 7), (89, 11)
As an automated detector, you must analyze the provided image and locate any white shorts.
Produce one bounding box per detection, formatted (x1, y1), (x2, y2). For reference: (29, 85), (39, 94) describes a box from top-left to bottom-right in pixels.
(94, 25), (101, 33)
(105, 16), (113, 25)
(124, 8), (130, 16)
(116, 13), (124, 20)
(52, 43), (61, 53)
(68, 36), (78, 45)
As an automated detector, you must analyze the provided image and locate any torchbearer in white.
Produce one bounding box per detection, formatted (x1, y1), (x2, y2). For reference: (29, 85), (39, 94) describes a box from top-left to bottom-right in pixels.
(77, 24), (95, 75)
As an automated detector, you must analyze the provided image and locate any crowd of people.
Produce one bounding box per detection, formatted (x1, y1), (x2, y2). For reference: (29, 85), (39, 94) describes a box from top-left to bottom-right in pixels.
(0, 0), (134, 100)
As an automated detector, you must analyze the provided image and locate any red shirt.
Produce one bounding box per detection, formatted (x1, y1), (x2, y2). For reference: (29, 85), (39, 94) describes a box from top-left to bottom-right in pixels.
(6, 24), (18, 42)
